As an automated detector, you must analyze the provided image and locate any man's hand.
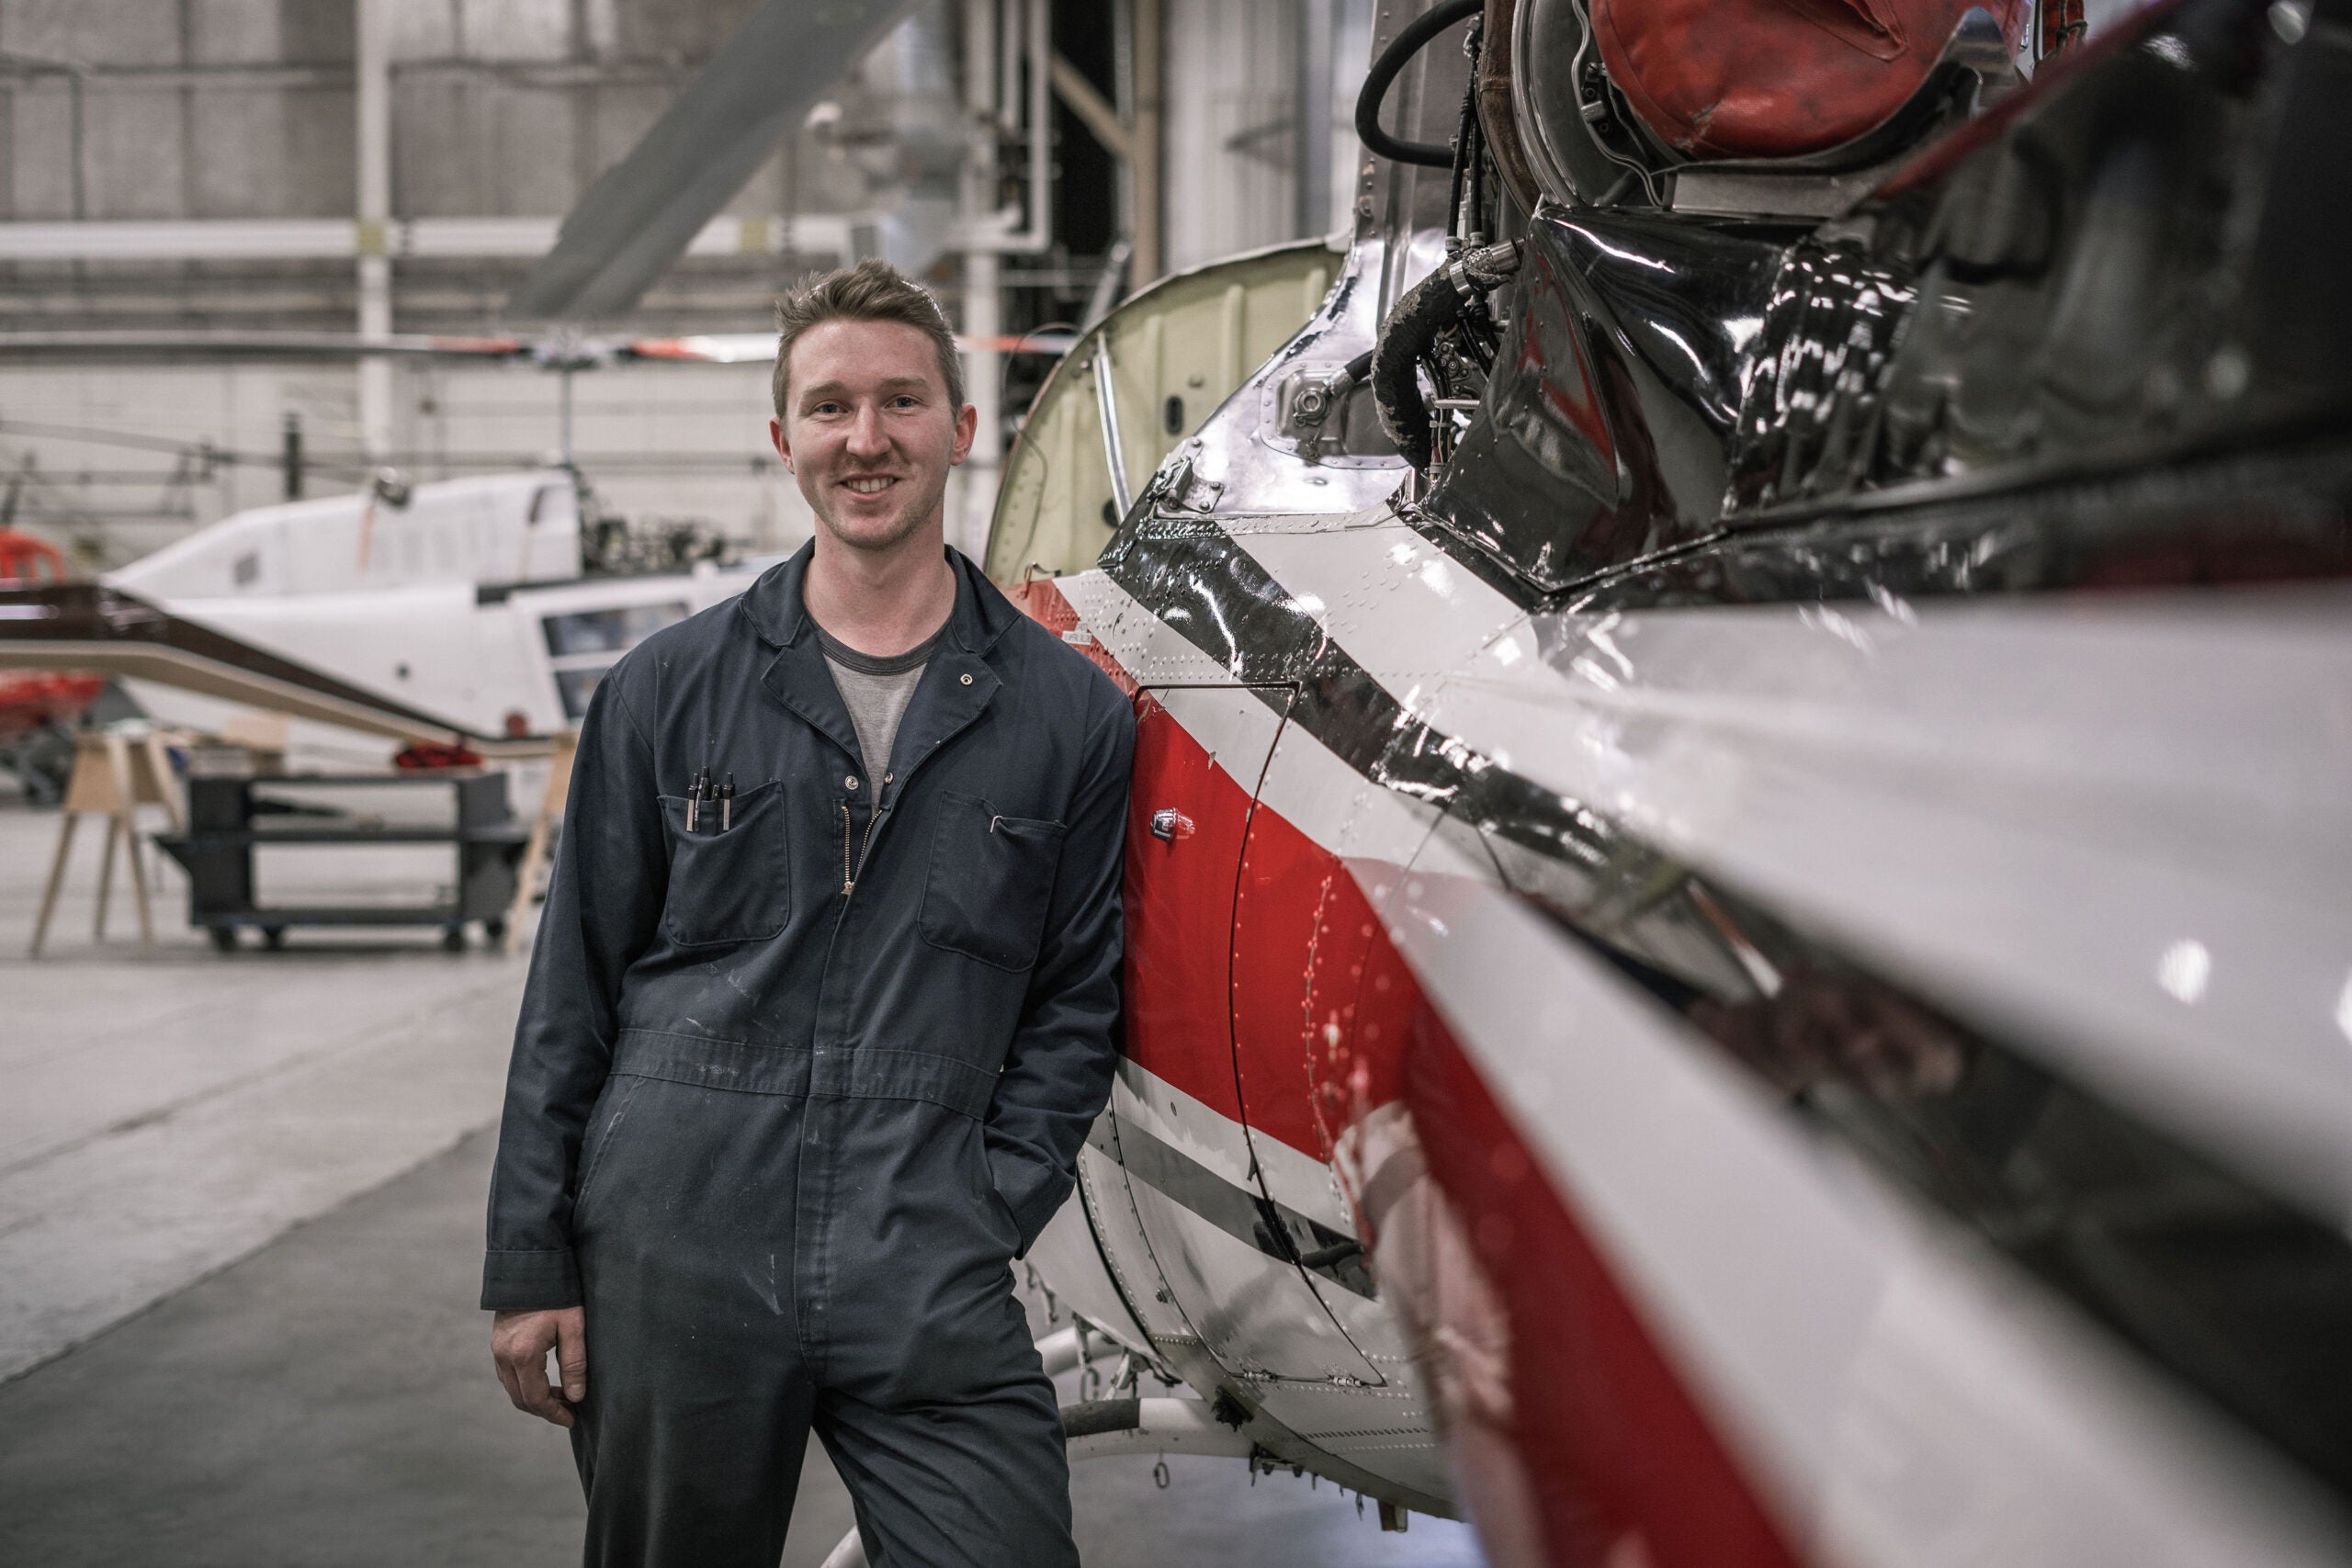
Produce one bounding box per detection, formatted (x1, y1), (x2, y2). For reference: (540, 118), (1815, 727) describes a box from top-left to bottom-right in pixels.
(492, 1306), (587, 1427)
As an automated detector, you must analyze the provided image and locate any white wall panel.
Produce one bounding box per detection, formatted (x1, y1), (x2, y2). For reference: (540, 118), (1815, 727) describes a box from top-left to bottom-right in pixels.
(0, 360), (814, 569)
(1162, 0), (1300, 274)
(457, 0), (573, 62)
(191, 0), (281, 63)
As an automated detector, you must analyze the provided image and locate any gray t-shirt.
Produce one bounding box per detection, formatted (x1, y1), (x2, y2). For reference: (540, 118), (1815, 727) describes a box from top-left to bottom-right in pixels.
(814, 617), (946, 804)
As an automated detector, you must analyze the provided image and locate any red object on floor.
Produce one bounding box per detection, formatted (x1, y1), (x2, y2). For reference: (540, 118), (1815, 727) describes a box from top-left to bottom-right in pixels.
(0, 671), (104, 741)
(1589, 0), (2028, 160)
(393, 741), (483, 771)
(0, 536), (101, 741)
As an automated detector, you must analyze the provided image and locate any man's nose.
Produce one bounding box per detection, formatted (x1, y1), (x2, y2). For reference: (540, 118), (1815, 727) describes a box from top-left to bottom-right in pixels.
(845, 403), (890, 457)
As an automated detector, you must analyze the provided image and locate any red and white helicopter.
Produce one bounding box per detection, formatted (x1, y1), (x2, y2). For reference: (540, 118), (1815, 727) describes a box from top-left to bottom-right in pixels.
(976, 0), (2352, 1564)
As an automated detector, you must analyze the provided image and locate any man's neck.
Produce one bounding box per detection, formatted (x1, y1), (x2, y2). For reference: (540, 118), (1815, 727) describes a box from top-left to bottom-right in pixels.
(802, 522), (958, 659)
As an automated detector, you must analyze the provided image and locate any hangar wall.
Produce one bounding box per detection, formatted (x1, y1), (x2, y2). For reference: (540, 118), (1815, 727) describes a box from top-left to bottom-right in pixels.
(0, 0), (926, 566)
(1162, 0), (1371, 275)
(0, 0), (1362, 570)
(0, 0), (854, 326)
(0, 359), (817, 569)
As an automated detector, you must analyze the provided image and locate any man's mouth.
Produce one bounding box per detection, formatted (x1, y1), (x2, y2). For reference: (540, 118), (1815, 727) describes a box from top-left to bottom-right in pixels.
(842, 476), (898, 496)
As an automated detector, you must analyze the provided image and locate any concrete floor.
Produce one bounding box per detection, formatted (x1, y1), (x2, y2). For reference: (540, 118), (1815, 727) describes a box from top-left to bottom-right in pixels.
(0, 795), (1486, 1565)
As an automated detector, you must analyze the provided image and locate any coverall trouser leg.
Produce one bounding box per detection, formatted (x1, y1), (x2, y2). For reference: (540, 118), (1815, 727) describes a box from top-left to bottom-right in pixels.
(566, 1067), (1077, 1568)
(571, 1348), (1073, 1568)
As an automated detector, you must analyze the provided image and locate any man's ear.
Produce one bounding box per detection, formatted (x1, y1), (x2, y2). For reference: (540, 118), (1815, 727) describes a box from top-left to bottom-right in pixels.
(768, 415), (792, 472)
(948, 401), (978, 468)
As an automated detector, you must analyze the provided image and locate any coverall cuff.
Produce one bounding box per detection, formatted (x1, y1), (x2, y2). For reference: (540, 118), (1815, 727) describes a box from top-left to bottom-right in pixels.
(480, 1247), (582, 1312)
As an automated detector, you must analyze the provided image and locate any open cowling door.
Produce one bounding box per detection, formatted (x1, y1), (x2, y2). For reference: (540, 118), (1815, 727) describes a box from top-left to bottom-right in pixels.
(982, 238), (1351, 587)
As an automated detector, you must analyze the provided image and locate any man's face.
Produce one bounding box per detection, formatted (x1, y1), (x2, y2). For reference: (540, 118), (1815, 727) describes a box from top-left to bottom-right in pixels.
(770, 318), (976, 555)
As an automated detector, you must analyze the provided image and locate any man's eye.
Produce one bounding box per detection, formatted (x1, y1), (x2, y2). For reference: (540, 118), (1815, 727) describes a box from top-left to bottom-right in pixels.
(890, 395), (920, 409)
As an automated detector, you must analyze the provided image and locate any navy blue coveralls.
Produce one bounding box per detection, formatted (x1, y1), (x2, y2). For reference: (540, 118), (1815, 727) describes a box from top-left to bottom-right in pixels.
(481, 544), (1134, 1567)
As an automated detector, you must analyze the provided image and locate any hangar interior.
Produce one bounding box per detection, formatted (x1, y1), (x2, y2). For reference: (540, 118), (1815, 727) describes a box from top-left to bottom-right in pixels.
(0, 0), (1373, 562)
(6, 0), (2345, 1565)
(0, 1), (1481, 1563)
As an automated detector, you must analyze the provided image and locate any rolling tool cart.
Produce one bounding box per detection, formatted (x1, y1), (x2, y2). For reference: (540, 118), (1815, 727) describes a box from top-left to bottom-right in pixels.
(154, 768), (528, 951)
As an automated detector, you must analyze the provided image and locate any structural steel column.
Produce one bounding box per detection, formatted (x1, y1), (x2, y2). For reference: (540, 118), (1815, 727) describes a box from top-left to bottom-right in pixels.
(356, 0), (394, 463)
(1132, 0), (1162, 285)
(961, 0), (1005, 560)
(1296, 0), (1334, 238)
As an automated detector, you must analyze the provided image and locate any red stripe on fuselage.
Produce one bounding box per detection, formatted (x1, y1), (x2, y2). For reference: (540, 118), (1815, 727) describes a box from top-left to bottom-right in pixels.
(1233, 785), (1402, 1162)
(1024, 576), (1244, 1120)
(1121, 686), (1253, 1127)
(1017, 576), (1804, 1568)
(1405, 987), (1804, 1568)
(1012, 575), (1138, 695)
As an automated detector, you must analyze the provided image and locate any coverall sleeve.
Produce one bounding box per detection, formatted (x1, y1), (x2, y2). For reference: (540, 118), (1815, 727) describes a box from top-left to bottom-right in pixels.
(983, 688), (1136, 1254)
(481, 674), (667, 1311)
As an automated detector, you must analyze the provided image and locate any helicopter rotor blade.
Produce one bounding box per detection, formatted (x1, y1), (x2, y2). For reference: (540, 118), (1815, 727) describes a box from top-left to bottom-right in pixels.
(503, 0), (916, 323)
(0, 331), (527, 362)
(619, 331), (1080, 365)
(0, 327), (1077, 367)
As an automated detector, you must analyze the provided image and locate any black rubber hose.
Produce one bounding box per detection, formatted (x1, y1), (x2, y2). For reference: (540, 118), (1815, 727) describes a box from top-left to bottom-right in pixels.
(1320, 348), (1377, 406)
(1059, 1399), (1144, 1440)
(1371, 267), (1468, 470)
(1355, 0), (1484, 167)
(1372, 241), (1521, 471)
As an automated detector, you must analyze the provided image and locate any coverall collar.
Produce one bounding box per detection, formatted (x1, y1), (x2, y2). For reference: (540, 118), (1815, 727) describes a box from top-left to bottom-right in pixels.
(743, 540), (1016, 776)
(740, 538), (1018, 656)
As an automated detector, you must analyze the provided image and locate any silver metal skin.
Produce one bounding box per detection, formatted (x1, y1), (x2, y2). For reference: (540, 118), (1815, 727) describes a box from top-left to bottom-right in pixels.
(1092, 338), (1136, 520)
(1147, 232), (1438, 515)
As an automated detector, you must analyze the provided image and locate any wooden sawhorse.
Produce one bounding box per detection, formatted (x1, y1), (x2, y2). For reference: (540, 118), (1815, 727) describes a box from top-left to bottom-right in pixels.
(28, 729), (187, 957)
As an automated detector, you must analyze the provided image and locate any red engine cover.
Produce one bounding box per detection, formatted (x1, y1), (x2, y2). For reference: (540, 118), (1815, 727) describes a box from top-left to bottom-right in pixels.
(1589, 0), (2026, 160)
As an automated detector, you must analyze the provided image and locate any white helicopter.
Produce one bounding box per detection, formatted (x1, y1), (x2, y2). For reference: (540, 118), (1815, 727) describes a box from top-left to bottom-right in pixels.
(95, 463), (761, 750)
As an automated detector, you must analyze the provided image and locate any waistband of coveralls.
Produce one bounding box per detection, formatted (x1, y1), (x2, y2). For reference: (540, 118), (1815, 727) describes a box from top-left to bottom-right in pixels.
(609, 1029), (998, 1120)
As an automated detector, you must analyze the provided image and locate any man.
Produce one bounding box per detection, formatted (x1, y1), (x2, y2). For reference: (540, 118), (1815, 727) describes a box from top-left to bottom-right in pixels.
(483, 259), (1134, 1567)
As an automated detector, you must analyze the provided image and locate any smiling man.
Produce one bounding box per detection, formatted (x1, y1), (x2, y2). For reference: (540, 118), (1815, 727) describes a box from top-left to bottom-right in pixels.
(482, 260), (1134, 1567)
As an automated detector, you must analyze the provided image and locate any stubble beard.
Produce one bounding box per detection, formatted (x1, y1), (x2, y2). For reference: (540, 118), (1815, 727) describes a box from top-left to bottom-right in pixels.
(813, 464), (951, 558)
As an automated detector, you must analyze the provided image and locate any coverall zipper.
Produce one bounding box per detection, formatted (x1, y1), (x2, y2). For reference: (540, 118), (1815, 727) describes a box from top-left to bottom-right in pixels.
(841, 799), (884, 896)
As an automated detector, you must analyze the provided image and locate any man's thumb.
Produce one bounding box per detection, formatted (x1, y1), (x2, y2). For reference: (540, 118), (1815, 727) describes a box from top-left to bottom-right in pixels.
(557, 1314), (588, 1400)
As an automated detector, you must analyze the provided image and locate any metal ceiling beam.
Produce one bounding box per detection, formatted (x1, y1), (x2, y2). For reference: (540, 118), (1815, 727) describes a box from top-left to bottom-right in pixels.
(1050, 52), (1132, 164)
(503, 0), (918, 322)
(0, 215), (864, 263)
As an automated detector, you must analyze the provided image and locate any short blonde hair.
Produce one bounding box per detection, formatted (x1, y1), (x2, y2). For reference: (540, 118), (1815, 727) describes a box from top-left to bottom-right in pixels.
(772, 259), (967, 416)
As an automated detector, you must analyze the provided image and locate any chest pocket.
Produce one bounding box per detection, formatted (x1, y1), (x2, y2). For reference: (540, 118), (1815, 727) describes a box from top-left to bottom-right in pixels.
(921, 790), (1069, 971)
(660, 780), (789, 947)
